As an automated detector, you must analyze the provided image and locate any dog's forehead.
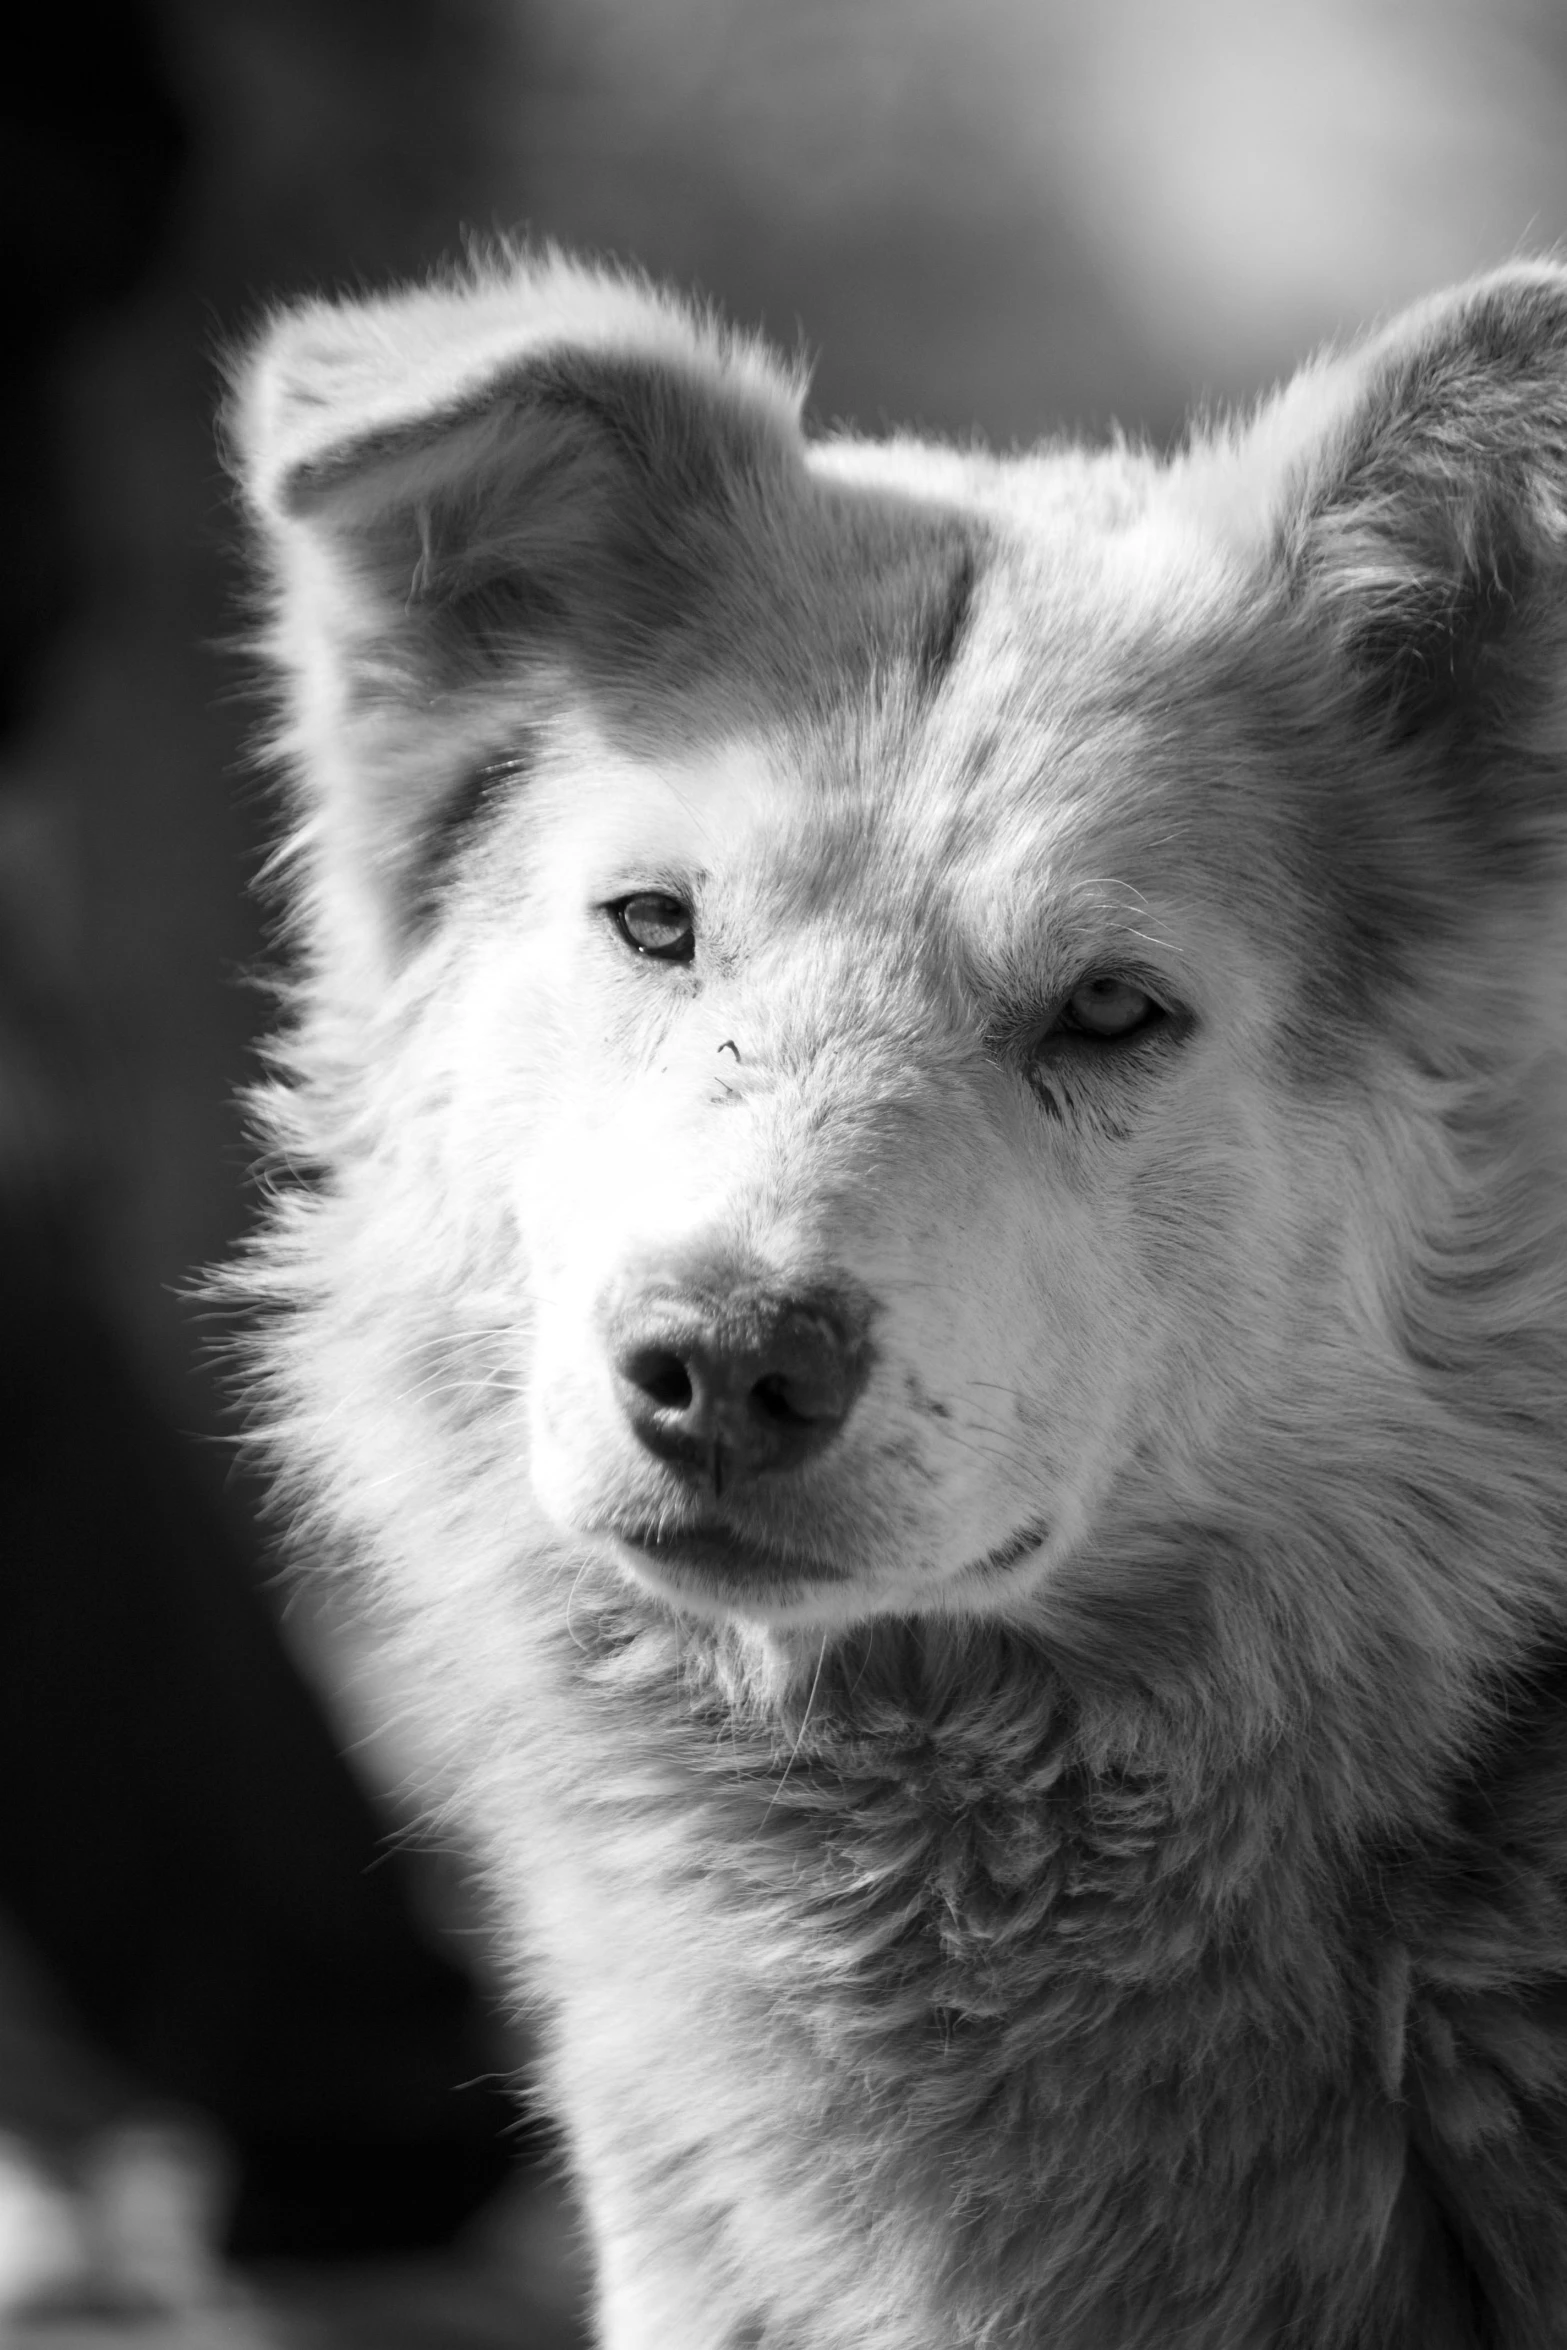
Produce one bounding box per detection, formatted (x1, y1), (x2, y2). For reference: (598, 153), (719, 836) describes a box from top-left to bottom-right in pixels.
(531, 472), (1311, 972)
(787, 533), (1288, 933)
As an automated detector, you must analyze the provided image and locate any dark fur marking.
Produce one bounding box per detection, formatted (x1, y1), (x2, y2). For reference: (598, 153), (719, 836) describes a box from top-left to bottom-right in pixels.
(1351, 1639), (1567, 2334)
(1285, 278), (1567, 774)
(915, 548), (978, 697)
(306, 350), (795, 702)
(525, 354), (748, 510)
(282, 349), (758, 516)
(404, 744), (534, 934)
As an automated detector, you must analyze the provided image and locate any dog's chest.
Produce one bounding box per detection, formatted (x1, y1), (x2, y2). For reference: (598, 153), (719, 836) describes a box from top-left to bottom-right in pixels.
(506, 1655), (1389, 2346)
(545, 1636), (1300, 2104)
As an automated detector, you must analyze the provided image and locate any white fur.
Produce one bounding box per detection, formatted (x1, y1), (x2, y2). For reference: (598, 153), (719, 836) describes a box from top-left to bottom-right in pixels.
(229, 252), (1567, 2345)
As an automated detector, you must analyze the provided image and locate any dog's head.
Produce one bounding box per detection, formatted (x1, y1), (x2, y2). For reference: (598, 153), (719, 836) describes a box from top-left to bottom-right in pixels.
(231, 255), (1567, 1647)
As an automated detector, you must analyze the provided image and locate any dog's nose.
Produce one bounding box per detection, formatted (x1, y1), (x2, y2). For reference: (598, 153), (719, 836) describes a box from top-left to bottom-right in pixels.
(609, 1286), (870, 1495)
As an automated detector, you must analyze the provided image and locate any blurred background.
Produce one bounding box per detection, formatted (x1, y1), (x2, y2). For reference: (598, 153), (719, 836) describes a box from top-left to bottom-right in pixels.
(3, 0), (1567, 2340)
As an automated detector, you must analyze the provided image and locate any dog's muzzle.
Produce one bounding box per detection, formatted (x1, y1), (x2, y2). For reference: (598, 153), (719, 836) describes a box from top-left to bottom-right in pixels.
(605, 1271), (873, 1498)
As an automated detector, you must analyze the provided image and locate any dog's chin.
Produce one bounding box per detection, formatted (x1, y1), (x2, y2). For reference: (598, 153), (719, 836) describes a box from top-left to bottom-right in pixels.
(590, 1516), (1055, 1628)
(600, 1523), (856, 1625)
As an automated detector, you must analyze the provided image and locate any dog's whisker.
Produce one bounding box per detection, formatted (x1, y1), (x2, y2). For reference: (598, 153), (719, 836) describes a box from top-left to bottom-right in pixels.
(765, 1632), (829, 1818)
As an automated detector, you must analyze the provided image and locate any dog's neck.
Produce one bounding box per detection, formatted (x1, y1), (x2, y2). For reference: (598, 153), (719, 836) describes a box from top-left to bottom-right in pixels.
(558, 1534), (1482, 1894)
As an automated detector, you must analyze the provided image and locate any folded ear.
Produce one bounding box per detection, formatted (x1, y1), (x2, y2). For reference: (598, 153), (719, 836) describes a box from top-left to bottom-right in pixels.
(232, 253), (808, 664)
(226, 253), (811, 989)
(1259, 265), (1567, 840)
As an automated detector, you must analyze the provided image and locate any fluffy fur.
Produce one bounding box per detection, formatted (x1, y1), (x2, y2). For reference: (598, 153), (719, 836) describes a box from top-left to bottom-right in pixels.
(228, 251), (1567, 2346)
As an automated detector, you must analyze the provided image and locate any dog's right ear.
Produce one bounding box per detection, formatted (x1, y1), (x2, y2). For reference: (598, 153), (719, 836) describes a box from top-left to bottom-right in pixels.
(226, 255), (809, 983)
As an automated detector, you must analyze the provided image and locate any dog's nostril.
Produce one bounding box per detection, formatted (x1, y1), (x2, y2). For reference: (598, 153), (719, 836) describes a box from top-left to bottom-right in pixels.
(750, 1370), (824, 1426)
(621, 1346), (694, 1412)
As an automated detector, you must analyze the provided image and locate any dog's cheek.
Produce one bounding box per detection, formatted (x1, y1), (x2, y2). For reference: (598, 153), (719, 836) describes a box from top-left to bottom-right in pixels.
(881, 1137), (1152, 1557)
(1110, 1068), (1370, 1486)
(1014, 1088), (1285, 1507)
(1019, 1218), (1171, 1532)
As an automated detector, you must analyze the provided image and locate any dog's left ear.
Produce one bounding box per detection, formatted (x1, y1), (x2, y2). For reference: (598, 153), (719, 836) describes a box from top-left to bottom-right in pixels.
(1262, 264), (1567, 782)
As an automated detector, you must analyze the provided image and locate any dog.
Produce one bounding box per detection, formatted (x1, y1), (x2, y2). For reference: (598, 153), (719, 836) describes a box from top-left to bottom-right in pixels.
(228, 253), (1567, 2346)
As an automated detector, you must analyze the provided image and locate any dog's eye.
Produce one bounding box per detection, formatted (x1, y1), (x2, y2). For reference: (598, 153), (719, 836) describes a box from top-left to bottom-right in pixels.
(607, 892), (696, 963)
(1058, 976), (1164, 1042)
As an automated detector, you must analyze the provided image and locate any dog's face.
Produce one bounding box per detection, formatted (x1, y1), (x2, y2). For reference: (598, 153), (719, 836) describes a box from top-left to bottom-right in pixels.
(457, 623), (1358, 1630)
(234, 260), (1567, 1633)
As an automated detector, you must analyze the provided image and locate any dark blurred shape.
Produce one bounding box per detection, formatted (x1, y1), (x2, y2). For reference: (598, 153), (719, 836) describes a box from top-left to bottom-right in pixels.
(0, 0), (186, 738)
(0, 0), (520, 2261)
(0, 1256), (519, 2256)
